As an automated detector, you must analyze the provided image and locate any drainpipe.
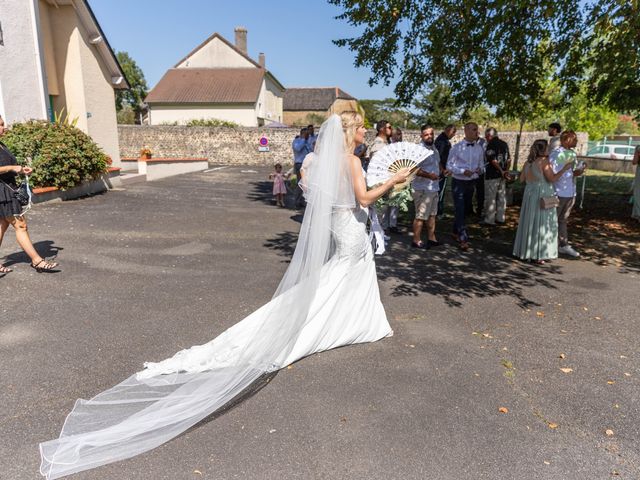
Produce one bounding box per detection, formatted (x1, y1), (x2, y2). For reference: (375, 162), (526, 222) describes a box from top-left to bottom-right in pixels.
(28, 0), (50, 120)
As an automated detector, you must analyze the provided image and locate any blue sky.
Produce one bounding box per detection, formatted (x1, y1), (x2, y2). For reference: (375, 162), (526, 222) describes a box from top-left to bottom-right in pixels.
(89, 0), (397, 100)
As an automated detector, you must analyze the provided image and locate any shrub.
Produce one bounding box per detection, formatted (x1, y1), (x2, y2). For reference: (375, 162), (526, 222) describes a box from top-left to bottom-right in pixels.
(2, 120), (108, 190)
(185, 118), (239, 128)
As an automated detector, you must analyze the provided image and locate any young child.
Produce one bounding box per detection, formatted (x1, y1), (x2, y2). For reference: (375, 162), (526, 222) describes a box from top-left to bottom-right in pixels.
(269, 163), (287, 207)
(549, 130), (585, 257)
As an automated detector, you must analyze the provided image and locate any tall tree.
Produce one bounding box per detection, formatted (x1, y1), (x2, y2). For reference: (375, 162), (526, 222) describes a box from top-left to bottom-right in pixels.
(562, 90), (619, 140)
(331, 1), (582, 110)
(581, 1), (640, 114)
(359, 98), (417, 129)
(412, 83), (459, 127)
(115, 51), (148, 121)
(330, 0), (583, 165)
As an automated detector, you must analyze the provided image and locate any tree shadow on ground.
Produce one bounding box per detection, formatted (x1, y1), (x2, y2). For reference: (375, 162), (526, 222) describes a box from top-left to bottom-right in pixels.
(247, 180), (296, 209)
(263, 222), (564, 310)
(248, 180), (308, 212)
(263, 231), (297, 264)
(2, 240), (62, 267)
(375, 229), (563, 309)
(466, 197), (640, 276)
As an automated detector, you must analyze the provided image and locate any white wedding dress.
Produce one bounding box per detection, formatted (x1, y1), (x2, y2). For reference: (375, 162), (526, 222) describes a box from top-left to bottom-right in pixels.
(39, 115), (392, 479)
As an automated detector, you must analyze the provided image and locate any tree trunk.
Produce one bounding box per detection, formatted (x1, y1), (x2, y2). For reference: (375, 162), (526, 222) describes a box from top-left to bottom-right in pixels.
(513, 117), (525, 170)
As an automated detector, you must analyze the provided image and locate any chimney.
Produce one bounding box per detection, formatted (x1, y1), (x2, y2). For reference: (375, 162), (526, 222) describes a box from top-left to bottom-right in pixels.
(258, 53), (265, 68)
(234, 27), (247, 54)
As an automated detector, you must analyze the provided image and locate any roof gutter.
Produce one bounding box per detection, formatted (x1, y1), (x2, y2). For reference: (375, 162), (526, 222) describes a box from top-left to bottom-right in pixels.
(73, 0), (130, 89)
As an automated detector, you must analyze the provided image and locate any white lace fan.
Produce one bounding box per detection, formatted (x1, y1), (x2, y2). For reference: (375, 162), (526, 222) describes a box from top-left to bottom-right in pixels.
(366, 141), (429, 190)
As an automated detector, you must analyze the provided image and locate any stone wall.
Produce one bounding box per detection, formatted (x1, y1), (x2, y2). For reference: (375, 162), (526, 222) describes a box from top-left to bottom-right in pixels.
(118, 125), (588, 167)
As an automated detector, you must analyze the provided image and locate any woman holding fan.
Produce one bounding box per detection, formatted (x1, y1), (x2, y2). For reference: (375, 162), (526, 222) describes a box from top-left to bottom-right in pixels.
(40, 112), (410, 479)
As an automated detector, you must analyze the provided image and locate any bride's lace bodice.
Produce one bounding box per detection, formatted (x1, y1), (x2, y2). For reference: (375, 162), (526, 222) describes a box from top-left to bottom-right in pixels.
(331, 205), (371, 261)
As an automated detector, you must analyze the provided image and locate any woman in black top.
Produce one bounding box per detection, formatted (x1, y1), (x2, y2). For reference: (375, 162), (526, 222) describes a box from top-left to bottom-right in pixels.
(0, 116), (58, 273)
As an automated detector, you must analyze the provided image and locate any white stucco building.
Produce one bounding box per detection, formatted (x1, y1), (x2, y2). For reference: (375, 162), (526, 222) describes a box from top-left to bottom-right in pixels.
(146, 28), (284, 127)
(0, 0), (128, 166)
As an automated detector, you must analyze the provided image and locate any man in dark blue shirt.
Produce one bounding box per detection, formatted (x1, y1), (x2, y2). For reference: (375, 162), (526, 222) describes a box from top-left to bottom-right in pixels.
(434, 124), (456, 217)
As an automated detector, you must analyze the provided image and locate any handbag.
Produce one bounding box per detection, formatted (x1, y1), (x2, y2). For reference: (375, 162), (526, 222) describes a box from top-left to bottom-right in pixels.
(0, 176), (32, 207)
(540, 195), (559, 209)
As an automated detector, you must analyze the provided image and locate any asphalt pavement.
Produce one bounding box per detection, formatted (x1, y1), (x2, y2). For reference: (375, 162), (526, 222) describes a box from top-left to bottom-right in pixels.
(1, 166), (638, 479)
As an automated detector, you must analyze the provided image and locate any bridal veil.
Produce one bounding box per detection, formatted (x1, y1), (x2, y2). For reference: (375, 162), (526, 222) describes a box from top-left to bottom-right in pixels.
(39, 115), (356, 478)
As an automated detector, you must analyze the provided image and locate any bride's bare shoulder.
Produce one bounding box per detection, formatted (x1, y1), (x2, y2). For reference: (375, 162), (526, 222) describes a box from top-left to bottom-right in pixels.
(347, 154), (360, 165)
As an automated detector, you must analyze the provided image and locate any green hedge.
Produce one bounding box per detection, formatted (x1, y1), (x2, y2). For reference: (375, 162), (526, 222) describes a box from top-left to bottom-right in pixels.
(2, 121), (108, 190)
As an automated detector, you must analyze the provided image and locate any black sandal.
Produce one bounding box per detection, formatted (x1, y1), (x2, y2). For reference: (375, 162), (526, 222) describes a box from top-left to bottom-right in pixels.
(31, 259), (59, 273)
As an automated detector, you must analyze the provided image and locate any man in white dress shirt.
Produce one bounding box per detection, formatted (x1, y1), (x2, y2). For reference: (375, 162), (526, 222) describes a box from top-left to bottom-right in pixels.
(446, 122), (484, 250)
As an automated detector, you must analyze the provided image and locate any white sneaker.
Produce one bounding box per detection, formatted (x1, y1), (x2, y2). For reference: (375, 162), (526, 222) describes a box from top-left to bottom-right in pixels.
(559, 245), (580, 257)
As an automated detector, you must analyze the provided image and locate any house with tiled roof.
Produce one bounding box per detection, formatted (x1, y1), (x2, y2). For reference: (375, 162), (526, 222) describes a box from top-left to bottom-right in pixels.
(283, 87), (358, 126)
(146, 28), (284, 127)
(0, 0), (128, 166)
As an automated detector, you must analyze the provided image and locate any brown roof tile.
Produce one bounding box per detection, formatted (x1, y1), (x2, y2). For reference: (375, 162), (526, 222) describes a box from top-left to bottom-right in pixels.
(145, 68), (264, 104)
(283, 87), (357, 111)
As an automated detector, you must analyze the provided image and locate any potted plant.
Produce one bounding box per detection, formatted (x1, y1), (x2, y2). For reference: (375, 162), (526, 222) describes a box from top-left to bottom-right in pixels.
(139, 146), (153, 160)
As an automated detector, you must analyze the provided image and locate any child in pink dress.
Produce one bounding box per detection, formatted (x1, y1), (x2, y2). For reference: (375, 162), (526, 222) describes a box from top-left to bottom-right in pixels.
(269, 163), (287, 207)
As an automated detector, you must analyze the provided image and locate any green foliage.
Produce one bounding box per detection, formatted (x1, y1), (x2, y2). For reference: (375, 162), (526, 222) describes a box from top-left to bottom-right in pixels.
(615, 115), (640, 136)
(332, 0), (638, 126)
(115, 51), (148, 117)
(375, 185), (413, 212)
(1, 121), (108, 190)
(53, 107), (79, 127)
(330, 0), (582, 122)
(562, 92), (619, 141)
(185, 118), (239, 128)
(359, 98), (417, 129)
(116, 105), (136, 125)
(581, 1), (640, 114)
(412, 83), (459, 127)
(305, 113), (326, 126)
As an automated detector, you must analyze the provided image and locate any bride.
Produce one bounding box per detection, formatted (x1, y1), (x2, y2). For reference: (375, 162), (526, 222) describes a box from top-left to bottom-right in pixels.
(39, 112), (411, 479)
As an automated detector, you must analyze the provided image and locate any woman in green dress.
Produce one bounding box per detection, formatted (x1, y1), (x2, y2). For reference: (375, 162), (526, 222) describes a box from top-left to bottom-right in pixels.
(513, 139), (573, 264)
(632, 145), (640, 222)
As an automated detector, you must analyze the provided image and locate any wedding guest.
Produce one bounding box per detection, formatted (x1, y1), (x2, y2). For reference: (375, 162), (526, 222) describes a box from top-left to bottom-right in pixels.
(369, 120), (391, 158)
(471, 128), (491, 218)
(513, 139), (573, 264)
(411, 125), (441, 249)
(447, 122), (484, 250)
(547, 122), (562, 154)
(0, 116), (58, 273)
(354, 143), (368, 170)
(370, 120), (398, 233)
(307, 124), (317, 151)
(434, 124), (456, 216)
(292, 127), (311, 208)
(550, 130), (585, 257)
(391, 127), (403, 143)
(269, 163), (288, 207)
(482, 128), (511, 225)
(632, 145), (640, 222)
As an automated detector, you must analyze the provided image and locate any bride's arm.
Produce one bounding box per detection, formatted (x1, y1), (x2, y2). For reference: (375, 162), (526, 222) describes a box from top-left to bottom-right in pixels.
(349, 155), (410, 208)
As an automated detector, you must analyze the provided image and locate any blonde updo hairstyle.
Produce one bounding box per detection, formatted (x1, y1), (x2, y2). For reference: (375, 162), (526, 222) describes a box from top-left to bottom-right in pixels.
(340, 112), (364, 155)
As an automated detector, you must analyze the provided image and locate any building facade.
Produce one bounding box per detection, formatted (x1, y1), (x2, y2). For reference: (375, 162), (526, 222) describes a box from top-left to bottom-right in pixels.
(283, 87), (359, 126)
(0, 0), (128, 166)
(146, 29), (285, 127)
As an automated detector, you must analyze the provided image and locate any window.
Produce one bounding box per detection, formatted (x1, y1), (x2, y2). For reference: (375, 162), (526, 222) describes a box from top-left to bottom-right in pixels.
(587, 146), (605, 155)
(614, 147), (633, 155)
